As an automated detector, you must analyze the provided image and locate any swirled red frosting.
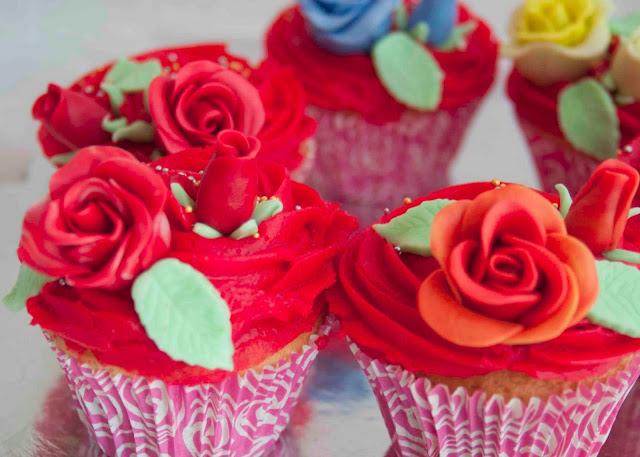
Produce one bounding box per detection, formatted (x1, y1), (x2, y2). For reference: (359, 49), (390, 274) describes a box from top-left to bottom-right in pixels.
(26, 152), (357, 384)
(265, 4), (498, 124)
(507, 69), (640, 147)
(331, 182), (640, 380)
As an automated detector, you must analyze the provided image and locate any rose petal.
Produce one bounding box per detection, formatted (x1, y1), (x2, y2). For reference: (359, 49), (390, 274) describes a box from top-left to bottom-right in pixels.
(448, 239), (541, 320)
(418, 269), (524, 348)
(430, 199), (471, 267)
(546, 233), (598, 324)
(504, 267), (579, 345)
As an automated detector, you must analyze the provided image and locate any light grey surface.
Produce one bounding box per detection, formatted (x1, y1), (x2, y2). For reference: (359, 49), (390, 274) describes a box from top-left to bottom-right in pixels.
(0, 1), (638, 455)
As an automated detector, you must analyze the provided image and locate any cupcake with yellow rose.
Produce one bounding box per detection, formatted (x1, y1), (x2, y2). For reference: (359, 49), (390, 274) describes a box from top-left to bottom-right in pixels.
(331, 159), (640, 456)
(505, 0), (640, 194)
(265, 0), (499, 223)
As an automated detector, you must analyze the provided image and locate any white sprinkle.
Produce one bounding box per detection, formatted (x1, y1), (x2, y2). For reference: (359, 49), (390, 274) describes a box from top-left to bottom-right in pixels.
(167, 52), (178, 62)
(624, 145), (634, 153)
(155, 165), (162, 171)
(84, 85), (94, 94)
(162, 167), (169, 173)
(295, 205), (302, 211)
(383, 208), (390, 214)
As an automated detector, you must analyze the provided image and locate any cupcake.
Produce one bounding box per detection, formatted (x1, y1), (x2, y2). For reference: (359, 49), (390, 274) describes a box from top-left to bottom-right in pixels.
(331, 159), (640, 456)
(3, 131), (356, 456)
(266, 0), (499, 223)
(31, 44), (317, 180)
(505, 0), (640, 194)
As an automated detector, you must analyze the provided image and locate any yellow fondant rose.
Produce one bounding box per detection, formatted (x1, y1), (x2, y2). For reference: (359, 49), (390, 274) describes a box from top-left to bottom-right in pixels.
(611, 29), (640, 100)
(504, 0), (612, 86)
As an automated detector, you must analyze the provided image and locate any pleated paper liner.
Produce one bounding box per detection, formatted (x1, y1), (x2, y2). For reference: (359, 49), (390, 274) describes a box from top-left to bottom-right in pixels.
(350, 341), (640, 457)
(306, 102), (482, 225)
(47, 317), (335, 457)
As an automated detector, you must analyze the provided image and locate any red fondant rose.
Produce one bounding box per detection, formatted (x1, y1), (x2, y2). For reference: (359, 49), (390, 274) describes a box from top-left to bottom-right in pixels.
(32, 84), (111, 159)
(196, 130), (260, 234)
(565, 160), (639, 254)
(418, 185), (598, 347)
(18, 146), (171, 289)
(148, 61), (265, 154)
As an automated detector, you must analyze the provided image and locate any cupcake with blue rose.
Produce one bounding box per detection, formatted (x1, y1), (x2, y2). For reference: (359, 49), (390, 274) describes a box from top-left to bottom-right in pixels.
(505, 0), (640, 195)
(265, 0), (499, 223)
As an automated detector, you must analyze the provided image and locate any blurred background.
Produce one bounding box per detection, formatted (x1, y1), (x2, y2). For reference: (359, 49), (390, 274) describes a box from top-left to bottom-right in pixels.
(0, 1), (638, 455)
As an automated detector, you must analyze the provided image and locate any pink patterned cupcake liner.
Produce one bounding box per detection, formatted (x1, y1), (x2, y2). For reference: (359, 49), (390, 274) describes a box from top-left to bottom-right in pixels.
(48, 318), (335, 457)
(350, 341), (640, 457)
(307, 103), (482, 224)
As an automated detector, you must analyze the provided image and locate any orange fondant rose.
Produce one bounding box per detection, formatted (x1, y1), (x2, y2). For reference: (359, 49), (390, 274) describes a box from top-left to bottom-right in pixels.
(418, 185), (598, 348)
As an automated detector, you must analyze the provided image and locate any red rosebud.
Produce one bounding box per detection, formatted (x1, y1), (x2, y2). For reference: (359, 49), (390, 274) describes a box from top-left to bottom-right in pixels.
(565, 159), (640, 254)
(32, 84), (111, 160)
(196, 130), (260, 234)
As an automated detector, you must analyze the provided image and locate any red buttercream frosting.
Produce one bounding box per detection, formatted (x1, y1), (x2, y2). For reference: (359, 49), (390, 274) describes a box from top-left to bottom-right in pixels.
(24, 144), (357, 385)
(32, 44), (316, 172)
(507, 69), (640, 148)
(265, 4), (498, 124)
(331, 178), (640, 380)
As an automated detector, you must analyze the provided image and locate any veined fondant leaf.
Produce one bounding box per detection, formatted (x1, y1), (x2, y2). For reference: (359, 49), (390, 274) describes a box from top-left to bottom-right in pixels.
(587, 260), (640, 337)
(3, 265), (51, 311)
(132, 258), (233, 370)
(558, 78), (620, 160)
(373, 199), (453, 256)
(372, 32), (443, 111)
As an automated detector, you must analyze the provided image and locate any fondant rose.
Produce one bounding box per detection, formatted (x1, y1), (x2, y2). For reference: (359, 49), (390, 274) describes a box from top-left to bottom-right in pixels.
(148, 61), (265, 154)
(611, 29), (640, 100)
(503, 0), (611, 86)
(418, 185), (598, 347)
(18, 146), (171, 289)
(32, 84), (111, 159)
(299, 0), (400, 54)
(196, 130), (259, 234)
(565, 160), (639, 253)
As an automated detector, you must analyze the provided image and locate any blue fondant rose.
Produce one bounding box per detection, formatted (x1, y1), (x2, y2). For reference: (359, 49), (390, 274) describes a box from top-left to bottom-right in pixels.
(408, 0), (456, 46)
(300, 0), (401, 54)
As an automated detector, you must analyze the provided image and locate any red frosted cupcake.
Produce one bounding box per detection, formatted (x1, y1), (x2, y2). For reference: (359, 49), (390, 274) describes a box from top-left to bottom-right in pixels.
(31, 44), (317, 180)
(332, 159), (640, 456)
(4, 130), (356, 456)
(505, 0), (640, 194)
(266, 0), (499, 223)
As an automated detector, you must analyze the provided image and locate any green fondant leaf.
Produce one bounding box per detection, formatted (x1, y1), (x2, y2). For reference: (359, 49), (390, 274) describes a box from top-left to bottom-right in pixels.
(395, 3), (408, 30)
(101, 116), (127, 134)
(50, 151), (76, 166)
(629, 207), (640, 219)
(603, 249), (640, 265)
(132, 258), (233, 370)
(610, 13), (640, 38)
(3, 265), (51, 311)
(435, 21), (478, 52)
(230, 219), (259, 240)
(410, 22), (429, 44)
(558, 78), (620, 161)
(252, 198), (284, 224)
(554, 183), (572, 218)
(111, 120), (155, 143)
(193, 222), (222, 239)
(372, 31), (444, 111)
(600, 71), (617, 92)
(100, 82), (124, 113)
(587, 260), (640, 337)
(170, 182), (194, 209)
(373, 199), (453, 256)
(104, 58), (162, 93)
(150, 149), (164, 161)
(615, 94), (636, 106)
